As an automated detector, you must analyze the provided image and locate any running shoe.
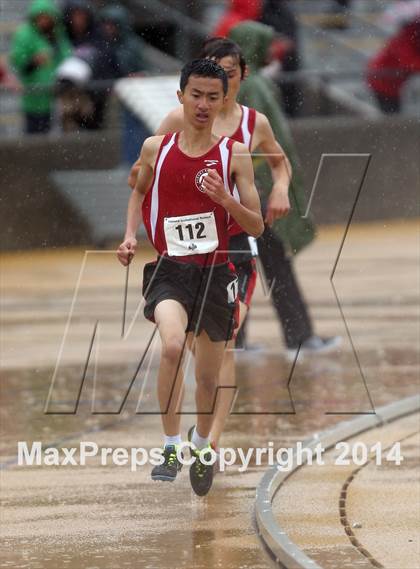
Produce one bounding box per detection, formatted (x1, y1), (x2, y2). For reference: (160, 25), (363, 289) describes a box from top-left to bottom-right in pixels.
(286, 335), (342, 361)
(151, 445), (183, 482)
(187, 425), (215, 495)
(189, 445), (214, 496)
(189, 426), (221, 475)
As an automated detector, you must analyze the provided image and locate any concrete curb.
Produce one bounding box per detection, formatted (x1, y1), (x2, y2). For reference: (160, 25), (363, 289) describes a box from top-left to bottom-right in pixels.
(255, 394), (420, 569)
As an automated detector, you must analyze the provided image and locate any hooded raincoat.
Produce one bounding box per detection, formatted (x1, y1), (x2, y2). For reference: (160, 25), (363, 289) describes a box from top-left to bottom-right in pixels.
(63, 0), (97, 48)
(10, 0), (71, 115)
(229, 21), (315, 254)
(98, 4), (148, 77)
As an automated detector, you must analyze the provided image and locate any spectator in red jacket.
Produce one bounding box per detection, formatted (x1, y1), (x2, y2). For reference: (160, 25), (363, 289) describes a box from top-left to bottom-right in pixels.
(367, 17), (420, 113)
(213, 0), (262, 37)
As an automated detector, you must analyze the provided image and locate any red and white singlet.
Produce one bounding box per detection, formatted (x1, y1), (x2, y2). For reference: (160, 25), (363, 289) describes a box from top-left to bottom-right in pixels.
(142, 132), (236, 267)
(228, 105), (257, 237)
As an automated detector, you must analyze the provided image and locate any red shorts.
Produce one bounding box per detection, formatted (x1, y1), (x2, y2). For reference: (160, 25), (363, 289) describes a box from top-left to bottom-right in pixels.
(228, 232), (258, 309)
(233, 258), (257, 308)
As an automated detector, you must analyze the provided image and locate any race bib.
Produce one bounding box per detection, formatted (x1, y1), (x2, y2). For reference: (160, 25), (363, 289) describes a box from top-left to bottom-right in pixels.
(247, 236), (259, 257)
(164, 212), (219, 256)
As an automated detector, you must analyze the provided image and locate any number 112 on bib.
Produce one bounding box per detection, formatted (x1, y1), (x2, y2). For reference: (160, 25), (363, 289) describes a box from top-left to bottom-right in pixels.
(164, 212), (219, 256)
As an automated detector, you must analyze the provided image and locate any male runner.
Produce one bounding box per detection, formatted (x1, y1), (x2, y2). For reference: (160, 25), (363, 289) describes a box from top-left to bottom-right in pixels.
(128, 39), (291, 452)
(118, 59), (263, 496)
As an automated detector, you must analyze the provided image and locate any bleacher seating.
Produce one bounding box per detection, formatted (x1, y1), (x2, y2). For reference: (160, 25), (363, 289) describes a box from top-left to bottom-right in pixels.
(294, 0), (416, 116)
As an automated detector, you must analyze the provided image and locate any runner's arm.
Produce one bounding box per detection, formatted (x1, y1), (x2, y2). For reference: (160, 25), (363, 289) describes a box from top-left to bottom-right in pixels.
(256, 112), (292, 225)
(202, 142), (264, 238)
(118, 137), (157, 266)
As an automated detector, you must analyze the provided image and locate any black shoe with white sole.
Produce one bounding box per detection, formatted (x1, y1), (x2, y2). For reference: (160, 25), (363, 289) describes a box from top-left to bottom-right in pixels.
(189, 446), (214, 496)
(151, 445), (183, 482)
(187, 425), (214, 495)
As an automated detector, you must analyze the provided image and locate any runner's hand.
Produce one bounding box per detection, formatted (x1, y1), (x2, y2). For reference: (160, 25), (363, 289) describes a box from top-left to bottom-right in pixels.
(265, 191), (290, 225)
(117, 237), (137, 266)
(201, 169), (228, 206)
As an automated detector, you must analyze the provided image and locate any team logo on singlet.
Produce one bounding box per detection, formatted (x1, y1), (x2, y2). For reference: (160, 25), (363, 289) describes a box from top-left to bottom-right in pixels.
(195, 169), (209, 192)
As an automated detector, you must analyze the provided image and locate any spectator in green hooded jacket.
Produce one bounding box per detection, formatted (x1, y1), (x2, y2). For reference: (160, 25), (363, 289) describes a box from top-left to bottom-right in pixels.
(229, 21), (341, 356)
(229, 20), (315, 255)
(10, 0), (71, 134)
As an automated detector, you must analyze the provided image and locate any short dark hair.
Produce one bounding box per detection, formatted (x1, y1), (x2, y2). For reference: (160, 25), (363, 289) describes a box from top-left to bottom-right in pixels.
(200, 37), (246, 79)
(180, 59), (228, 95)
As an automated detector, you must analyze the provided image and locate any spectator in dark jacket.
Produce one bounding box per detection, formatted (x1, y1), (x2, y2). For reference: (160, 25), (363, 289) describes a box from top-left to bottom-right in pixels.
(97, 4), (148, 77)
(56, 4), (149, 131)
(260, 0), (303, 117)
(63, 0), (97, 48)
(58, 0), (112, 130)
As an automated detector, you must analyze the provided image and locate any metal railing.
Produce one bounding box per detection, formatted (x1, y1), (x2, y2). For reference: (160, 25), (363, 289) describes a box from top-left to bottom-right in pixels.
(1, 67), (416, 93)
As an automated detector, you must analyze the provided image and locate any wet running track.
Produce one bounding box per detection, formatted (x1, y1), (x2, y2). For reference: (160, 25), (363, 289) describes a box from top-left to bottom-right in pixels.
(1, 221), (418, 568)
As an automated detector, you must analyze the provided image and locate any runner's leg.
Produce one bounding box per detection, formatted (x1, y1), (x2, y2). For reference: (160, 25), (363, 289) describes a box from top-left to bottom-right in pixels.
(194, 330), (226, 439)
(210, 300), (248, 447)
(154, 299), (188, 436)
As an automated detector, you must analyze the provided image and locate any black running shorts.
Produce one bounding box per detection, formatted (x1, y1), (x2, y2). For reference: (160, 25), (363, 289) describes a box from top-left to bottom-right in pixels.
(142, 256), (239, 342)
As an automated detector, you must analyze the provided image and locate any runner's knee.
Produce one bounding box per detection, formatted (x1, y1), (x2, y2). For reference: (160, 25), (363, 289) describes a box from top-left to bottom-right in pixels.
(195, 372), (217, 390)
(161, 336), (185, 363)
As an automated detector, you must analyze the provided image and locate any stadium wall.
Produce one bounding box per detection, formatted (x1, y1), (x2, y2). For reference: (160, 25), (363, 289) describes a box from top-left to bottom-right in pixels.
(292, 116), (419, 225)
(0, 132), (121, 250)
(0, 117), (418, 251)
